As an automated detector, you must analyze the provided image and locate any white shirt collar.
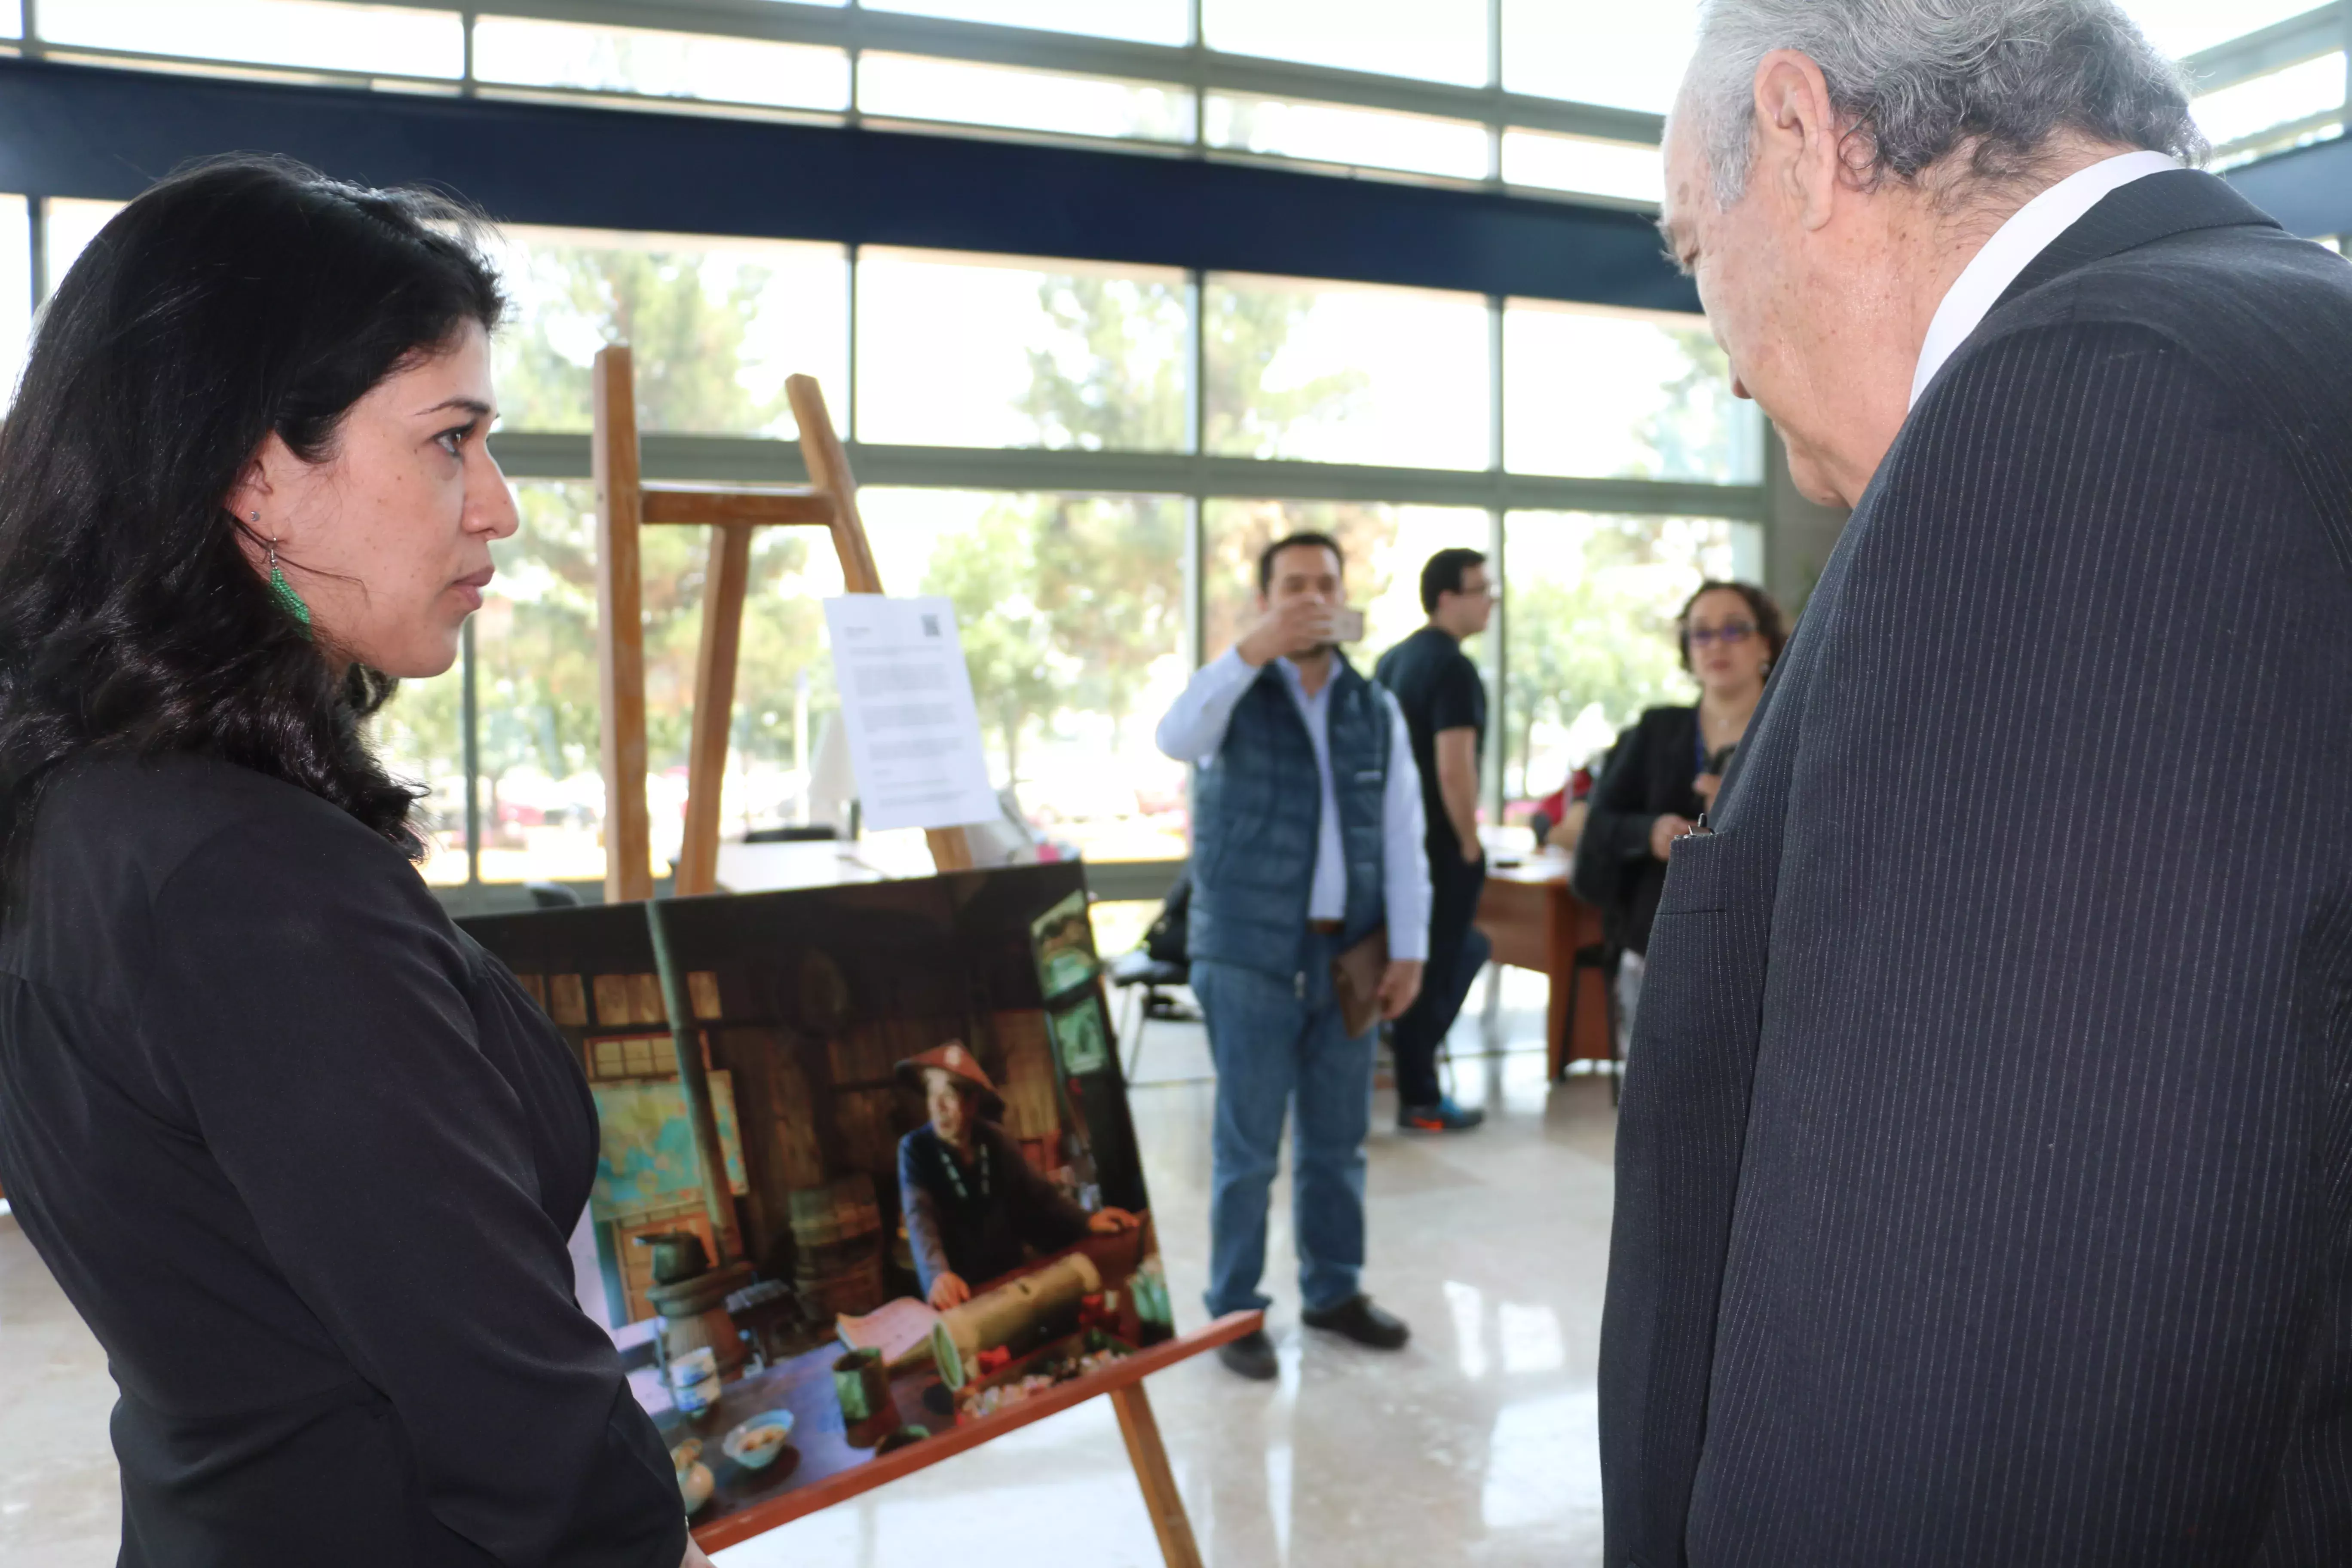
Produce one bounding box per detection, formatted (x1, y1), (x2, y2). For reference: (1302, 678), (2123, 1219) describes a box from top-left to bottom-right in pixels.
(1908, 150), (2180, 408)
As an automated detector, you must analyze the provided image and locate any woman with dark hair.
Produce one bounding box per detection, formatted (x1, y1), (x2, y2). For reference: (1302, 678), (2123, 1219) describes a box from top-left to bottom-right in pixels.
(1572, 579), (1787, 965)
(0, 159), (706, 1567)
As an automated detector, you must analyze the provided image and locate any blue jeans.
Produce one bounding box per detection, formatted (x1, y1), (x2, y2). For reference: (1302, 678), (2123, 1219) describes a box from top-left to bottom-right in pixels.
(1192, 931), (1375, 1318)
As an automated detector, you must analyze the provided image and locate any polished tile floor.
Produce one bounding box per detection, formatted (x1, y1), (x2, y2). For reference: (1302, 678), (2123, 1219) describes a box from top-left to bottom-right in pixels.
(0, 971), (1619, 1567)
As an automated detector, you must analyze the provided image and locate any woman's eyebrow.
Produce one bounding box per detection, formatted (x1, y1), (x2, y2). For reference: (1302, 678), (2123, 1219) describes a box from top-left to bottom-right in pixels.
(413, 396), (493, 420)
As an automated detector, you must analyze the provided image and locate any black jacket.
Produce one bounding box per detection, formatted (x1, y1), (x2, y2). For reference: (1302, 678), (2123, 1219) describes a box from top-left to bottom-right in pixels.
(1602, 171), (2352, 1565)
(1572, 707), (1704, 956)
(0, 755), (682, 1567)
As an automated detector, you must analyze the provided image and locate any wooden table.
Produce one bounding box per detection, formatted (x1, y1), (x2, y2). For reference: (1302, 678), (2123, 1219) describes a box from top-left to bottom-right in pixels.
(1474, 851), (1611, 1080)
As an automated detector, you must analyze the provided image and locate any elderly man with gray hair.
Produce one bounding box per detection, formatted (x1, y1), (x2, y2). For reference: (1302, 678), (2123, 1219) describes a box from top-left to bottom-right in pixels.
(1605, 3), (2352, 1565)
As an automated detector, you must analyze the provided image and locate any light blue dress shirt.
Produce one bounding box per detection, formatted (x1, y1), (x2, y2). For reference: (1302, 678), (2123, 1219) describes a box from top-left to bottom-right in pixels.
(1154, 647), (1433, 962)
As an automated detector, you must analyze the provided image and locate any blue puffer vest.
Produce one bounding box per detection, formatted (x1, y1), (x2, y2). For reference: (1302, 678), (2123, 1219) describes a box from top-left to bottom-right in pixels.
(1188, 656), (1391, 979)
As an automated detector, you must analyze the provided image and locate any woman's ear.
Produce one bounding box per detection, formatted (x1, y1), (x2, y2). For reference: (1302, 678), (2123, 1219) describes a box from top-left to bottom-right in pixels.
(222, 434), (294, 547)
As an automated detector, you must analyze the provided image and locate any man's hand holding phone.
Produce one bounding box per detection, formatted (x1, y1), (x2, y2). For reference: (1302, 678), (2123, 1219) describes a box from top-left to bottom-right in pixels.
(1238, 600), (1360, 666)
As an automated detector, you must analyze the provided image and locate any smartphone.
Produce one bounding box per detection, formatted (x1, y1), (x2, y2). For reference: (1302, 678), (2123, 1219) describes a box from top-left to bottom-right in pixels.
(1331, 606), (1367, 643)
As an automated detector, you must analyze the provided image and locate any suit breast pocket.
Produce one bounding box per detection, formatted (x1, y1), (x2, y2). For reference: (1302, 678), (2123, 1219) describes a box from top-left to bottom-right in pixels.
(1653, 828), (1740, 918)
(1635, 828), (1771, 1092)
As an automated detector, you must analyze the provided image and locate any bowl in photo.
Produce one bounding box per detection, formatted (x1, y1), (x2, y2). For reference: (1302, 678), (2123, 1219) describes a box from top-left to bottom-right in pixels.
(721, 1410), (796, 1471)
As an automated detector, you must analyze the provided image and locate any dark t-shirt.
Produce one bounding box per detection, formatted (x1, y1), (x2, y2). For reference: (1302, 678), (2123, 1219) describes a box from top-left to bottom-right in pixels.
(1375, 625), (1486, 863)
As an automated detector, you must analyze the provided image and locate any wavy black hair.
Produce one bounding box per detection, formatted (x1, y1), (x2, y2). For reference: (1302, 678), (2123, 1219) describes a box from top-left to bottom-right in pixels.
(0, 156), (504, 883)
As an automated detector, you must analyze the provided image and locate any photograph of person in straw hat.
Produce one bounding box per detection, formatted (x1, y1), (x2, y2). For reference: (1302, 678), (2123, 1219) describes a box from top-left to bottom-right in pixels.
(895, 1041), (1138, 1311)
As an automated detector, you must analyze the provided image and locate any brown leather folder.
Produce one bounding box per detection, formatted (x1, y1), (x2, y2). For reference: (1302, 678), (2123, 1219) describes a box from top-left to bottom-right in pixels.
(1331, 927), (1389, 1038)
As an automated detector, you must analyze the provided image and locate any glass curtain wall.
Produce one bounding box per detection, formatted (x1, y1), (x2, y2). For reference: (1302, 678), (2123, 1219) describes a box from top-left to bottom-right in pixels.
(0, 199), (1767, 888)
(360, 230), (1761, 888)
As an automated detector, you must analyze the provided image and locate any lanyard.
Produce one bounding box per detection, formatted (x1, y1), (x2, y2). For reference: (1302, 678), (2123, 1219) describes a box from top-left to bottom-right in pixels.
(935, 1136), (991, 1205)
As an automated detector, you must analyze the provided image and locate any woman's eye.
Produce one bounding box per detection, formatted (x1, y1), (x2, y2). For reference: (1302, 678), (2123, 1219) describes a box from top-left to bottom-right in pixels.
(436, 424), (474, 458)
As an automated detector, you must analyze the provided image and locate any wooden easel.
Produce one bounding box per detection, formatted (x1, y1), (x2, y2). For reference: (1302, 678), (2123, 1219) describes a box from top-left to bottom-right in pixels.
(591, 343), (973, 905)
(588, 344), (1237, 1566)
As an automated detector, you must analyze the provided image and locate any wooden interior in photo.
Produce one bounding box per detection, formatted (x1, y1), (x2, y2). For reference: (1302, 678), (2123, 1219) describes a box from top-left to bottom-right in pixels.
(589, 343), (973, 906)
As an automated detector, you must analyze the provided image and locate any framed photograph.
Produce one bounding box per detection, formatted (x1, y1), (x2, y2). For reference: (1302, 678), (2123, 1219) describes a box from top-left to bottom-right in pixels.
(461, 864), (1167, 1531)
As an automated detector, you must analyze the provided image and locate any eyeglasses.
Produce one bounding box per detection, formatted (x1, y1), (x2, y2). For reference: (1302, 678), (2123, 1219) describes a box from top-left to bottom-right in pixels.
(1688, 622), (1757, 647)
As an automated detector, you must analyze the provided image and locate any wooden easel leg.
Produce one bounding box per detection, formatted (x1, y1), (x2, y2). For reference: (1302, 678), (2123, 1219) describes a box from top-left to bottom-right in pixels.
(592, 344), (653, 903)
(1109, 1383), (1203, 1568)
(677, 522), (752, 897)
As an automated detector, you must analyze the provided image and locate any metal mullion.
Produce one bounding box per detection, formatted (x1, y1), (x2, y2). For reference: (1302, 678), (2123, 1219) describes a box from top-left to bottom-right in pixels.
(461, 8), (477, 96)
(32, 43), (465, 95)
(462, 81), (849, 127)
(26, 195), (45, 312)
(845, 0), (861, 131)
(1487, 503), (1507, 805)
(487, 432), (1765, 521)
(1485, 0), (1504, 185)
(1189, 0), (1207, 154)
(19, 0), (38, 59)
(2212, 103), (2351, 162)
(1485, 292), (1507, 814)
(449, 0), (854, 44)
(2182, 3), (2346, 94)
(1183, 495), (1205, 670)
(1185, 267), (1206, 668)
(1487, 295), (1505, 476)
(1203, 54), (1658, 142)
(1184, 268), (1205, 455)
(844, 241), (860, 441)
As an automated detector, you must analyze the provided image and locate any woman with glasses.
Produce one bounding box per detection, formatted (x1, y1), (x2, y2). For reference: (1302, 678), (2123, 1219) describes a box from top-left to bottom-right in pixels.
(1572, 580), (1787, 972)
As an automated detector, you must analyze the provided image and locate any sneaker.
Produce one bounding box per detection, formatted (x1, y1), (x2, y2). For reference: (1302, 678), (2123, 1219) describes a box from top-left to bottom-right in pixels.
(1216, 1328), (1280, 1381)
(1300, 1294), (1410, 1350)
(1397, 1096), (1485, 1132)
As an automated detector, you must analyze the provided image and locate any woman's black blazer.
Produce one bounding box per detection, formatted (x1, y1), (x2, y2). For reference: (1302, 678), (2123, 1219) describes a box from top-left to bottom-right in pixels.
(0, 754), (684, 1566)
(1571, 704), (1705, 957)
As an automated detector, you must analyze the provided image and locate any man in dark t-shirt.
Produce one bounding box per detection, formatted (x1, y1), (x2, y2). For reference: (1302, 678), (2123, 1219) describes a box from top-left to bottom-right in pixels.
(1374, 547), (1495, 1131)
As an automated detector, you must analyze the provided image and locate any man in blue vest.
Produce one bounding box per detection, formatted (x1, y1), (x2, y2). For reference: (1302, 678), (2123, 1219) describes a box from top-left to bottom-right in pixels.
(1155, 531), (1433, 1381)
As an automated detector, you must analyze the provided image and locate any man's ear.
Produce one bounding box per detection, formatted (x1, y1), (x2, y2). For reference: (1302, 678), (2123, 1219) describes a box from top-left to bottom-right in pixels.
(1752, 48), (1843, 233)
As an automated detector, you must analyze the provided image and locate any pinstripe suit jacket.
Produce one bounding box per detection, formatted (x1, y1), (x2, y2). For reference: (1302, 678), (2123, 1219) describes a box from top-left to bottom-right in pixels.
(1601, 171), (2352, 1567)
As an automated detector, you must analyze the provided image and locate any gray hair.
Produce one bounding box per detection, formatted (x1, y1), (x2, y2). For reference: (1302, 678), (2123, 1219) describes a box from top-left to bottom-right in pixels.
(1681, 0), (2208, 207)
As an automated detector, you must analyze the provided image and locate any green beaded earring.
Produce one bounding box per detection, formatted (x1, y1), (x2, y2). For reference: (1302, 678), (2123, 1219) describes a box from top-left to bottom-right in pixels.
(253, 510), (312, 635)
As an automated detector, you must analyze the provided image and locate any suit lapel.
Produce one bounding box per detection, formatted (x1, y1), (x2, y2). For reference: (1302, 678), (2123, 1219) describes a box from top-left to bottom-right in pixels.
(1994, 168), (2280, 309)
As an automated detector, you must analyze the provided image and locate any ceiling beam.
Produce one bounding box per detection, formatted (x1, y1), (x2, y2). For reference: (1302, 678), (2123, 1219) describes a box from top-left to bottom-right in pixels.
(0, 57), (1695, 309)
